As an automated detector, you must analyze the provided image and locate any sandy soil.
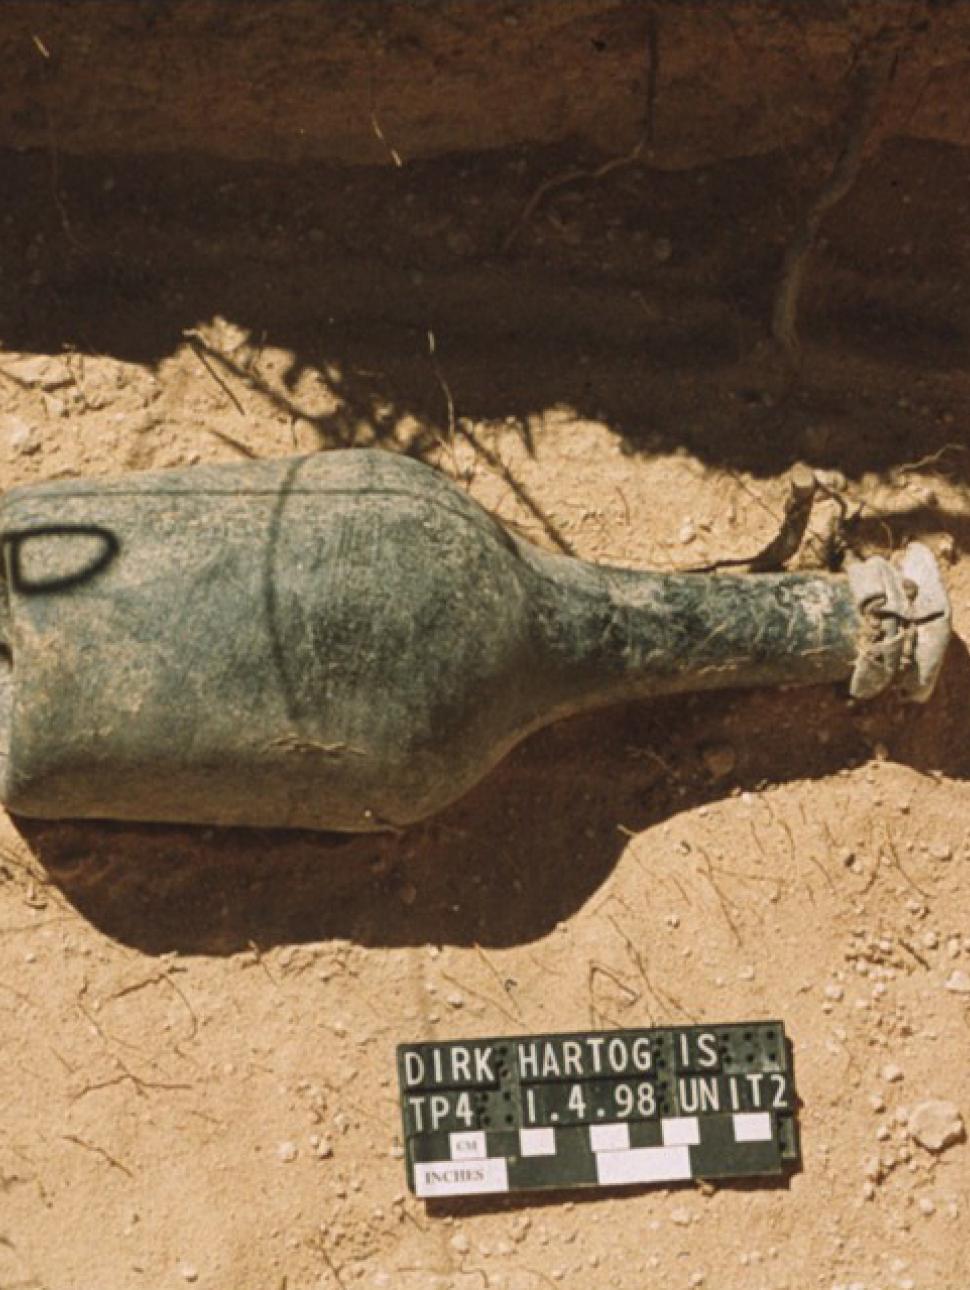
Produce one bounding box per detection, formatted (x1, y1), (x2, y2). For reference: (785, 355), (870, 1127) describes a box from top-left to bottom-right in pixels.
(2, 28), (970, 1290)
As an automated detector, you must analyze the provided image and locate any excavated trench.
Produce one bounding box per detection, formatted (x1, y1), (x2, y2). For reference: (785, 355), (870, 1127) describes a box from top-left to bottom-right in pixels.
(1, 2), (968, 489)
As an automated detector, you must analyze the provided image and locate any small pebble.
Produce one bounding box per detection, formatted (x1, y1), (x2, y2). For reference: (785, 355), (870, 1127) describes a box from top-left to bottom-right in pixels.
(862, 1156), (881, 1181)
(4, 355), (71, 388)
(3, 414), (39, 456)
(512, 1215), (531, 1243)
(944, 969), (970, 994)
(937, 534), (957, 565)
(882, 1063), (904, 1083)
(907, 1100), (965, 1153)
(178, 1265), (199, 1284)
(277, 1141), (298, 1163)
(701, 742), (736, 781)
(918, 1196), (935, 1216)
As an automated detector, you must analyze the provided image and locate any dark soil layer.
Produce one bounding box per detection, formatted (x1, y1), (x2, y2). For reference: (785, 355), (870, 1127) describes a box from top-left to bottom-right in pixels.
(4, 2), (970, 165)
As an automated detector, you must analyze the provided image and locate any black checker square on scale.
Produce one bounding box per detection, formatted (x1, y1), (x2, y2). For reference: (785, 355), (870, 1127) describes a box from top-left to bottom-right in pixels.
(689, 1113), (784, 1180)
(397, 1020), (800, 1199)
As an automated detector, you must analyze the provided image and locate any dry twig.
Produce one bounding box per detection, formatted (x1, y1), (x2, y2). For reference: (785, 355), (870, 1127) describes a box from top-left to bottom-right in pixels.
(695, 849), (743, 948)
(686, 464), (818, 573)
(772, 40), (897, 363)
(895, 443), (964, 477)
(439, 970), (519, 1027)
(109, 966), (200, 1042)
(183, 330), (248, 419)
(425, 330), (462, 481)
(503, 138), (646, 253)
(62, 1133), (133, 1178)
(473, 942), (522, 1019)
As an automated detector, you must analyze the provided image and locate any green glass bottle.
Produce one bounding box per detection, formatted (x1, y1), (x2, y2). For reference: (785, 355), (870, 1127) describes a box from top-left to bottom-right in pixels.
(0, 451), (949, 831)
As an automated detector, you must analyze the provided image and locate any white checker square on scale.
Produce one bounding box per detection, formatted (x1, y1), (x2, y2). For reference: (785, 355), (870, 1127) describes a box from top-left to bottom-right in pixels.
(589, 1122), (631, 1153)
(449, 1130), (487, 1161)
(733, 1112), (772, 1142)
(661, 1116), (700, 1146)
(519, 1127), (556, 1157)
(595, 1145), (692, 1186)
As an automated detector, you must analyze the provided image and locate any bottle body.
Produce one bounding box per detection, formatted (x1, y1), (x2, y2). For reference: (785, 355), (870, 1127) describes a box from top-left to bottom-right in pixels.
(0, 450), (865, 832)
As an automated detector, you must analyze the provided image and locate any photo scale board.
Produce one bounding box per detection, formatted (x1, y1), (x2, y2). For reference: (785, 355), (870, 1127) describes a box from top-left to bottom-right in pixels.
(397, 1021), (799, 1199)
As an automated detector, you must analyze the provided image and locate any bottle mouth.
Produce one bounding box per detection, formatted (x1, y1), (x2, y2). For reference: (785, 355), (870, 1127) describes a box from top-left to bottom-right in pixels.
(846, 543), (951, 703)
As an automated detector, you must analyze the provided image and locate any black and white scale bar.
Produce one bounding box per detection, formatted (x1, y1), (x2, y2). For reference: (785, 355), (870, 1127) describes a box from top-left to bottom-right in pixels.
(397, 1021), (799, 1199)
(407, 1111), (786, 1198)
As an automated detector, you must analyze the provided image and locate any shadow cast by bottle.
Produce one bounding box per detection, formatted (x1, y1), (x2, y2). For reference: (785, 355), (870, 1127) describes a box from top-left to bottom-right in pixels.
(14, 640), (969, 958)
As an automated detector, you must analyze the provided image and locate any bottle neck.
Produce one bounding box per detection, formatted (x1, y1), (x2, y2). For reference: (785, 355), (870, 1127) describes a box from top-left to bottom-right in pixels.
(523, 547), (861, 718)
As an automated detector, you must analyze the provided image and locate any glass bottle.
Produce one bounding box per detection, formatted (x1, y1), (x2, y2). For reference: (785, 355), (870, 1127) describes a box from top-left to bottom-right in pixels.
(0, 451), (949, 831)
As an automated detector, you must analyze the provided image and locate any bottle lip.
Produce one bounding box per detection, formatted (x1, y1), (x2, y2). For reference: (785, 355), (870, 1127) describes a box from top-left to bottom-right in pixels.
(899, 542), (952, 702)
(847, 543), (951, 703)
